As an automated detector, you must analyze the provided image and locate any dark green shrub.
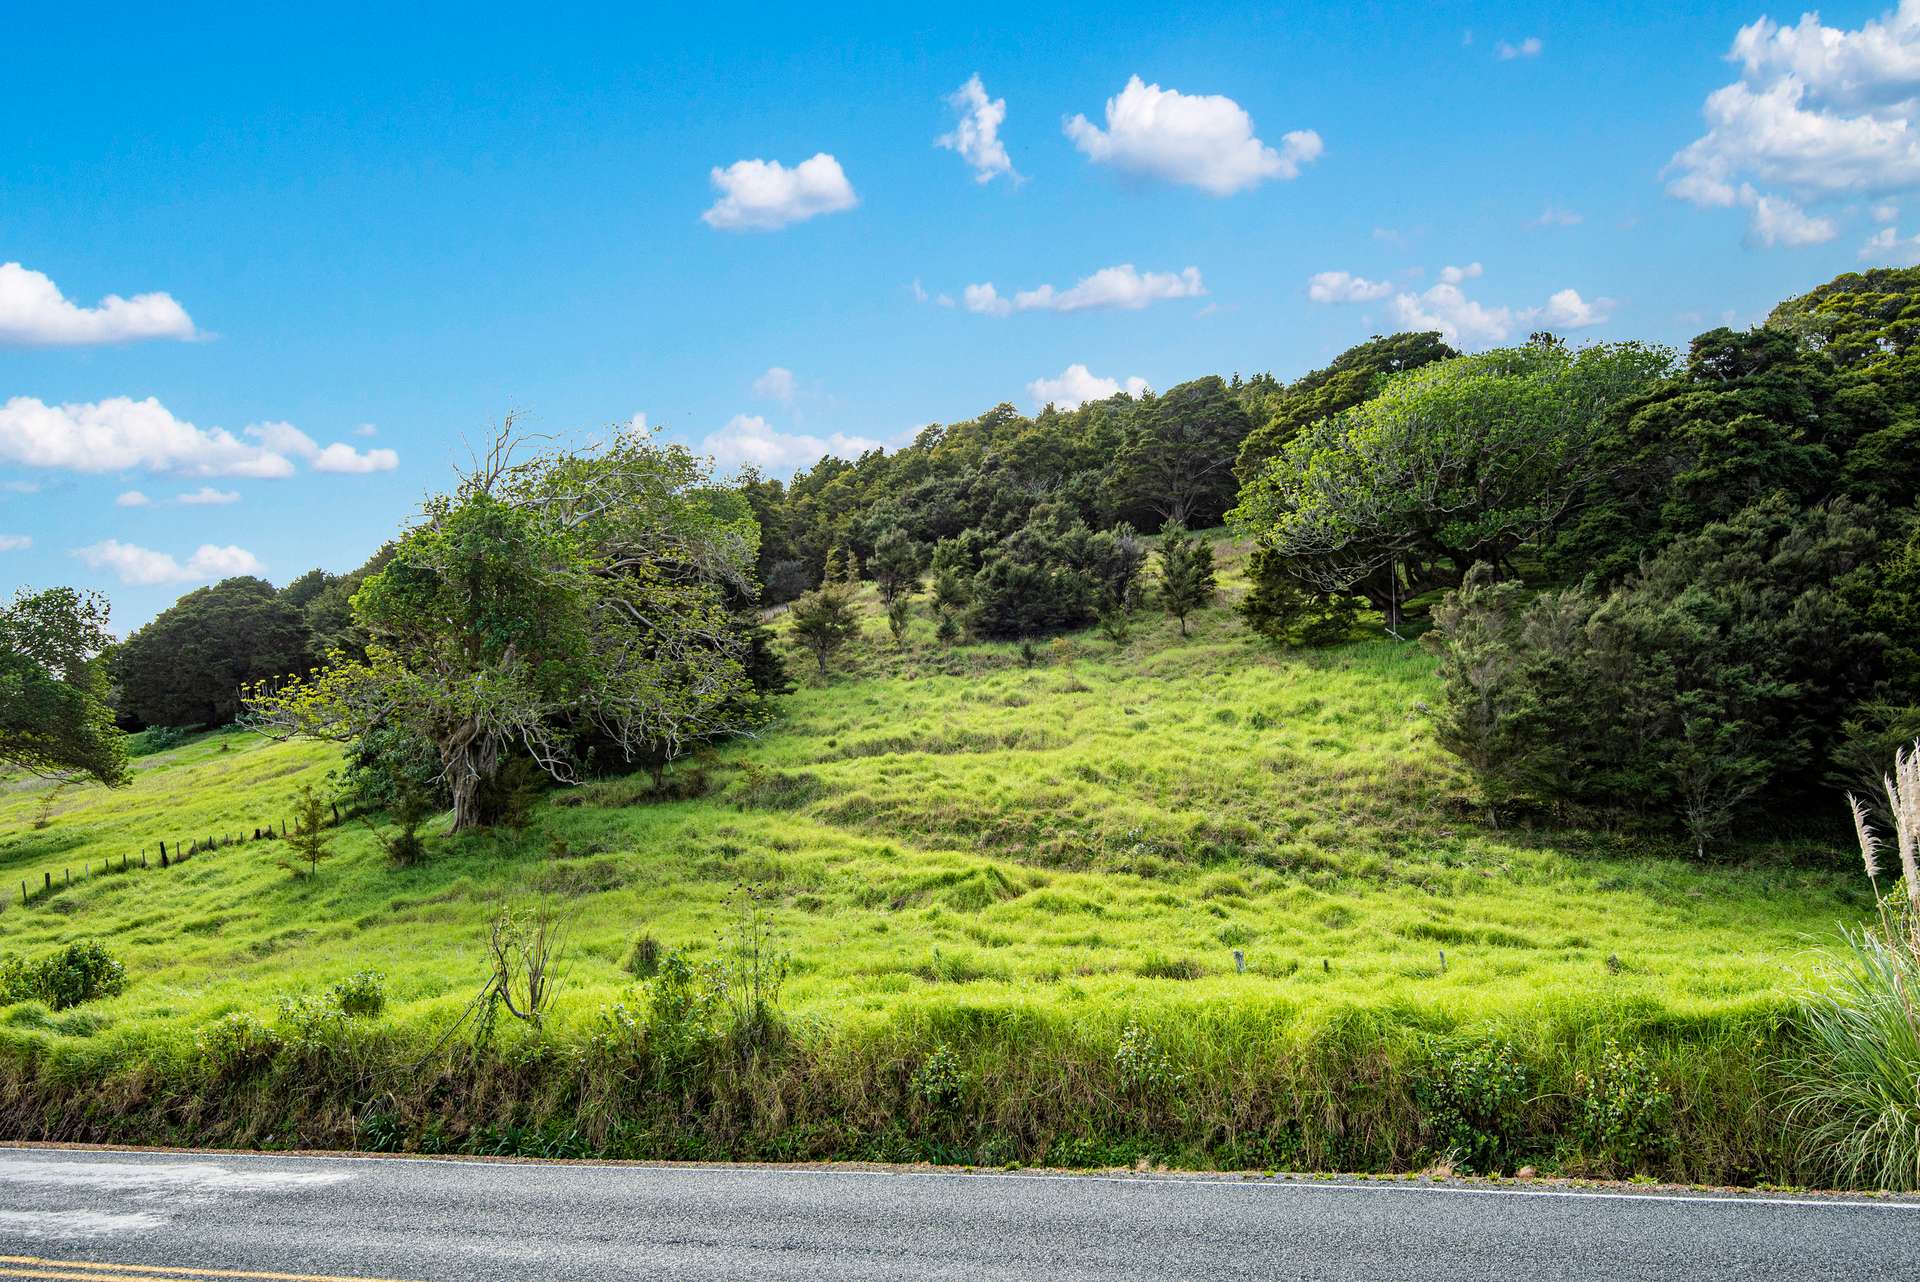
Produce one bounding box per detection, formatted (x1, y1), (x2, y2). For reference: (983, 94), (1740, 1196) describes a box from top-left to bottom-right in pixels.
(329, 970), (386, 1018)
(624, 933), (663, 979)
(1572, 1038), (1673, 1175)
(1417, 1037), (1531, 1174)
(910, 1042), (966, 1112)
(0, 940), (128, 1010)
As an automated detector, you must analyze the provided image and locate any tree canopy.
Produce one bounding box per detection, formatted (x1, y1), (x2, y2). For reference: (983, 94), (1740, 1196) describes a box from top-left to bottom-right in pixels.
(112, 576), (317, 729)
(248, 425), (764, 831)
(0, 587), (128, 787)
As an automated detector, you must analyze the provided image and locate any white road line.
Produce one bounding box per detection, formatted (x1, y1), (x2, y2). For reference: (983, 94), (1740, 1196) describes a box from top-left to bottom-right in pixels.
(3, 1147), (1913, 1213)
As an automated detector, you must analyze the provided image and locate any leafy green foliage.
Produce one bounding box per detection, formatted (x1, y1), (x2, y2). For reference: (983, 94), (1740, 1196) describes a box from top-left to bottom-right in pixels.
(0, 940), (128, 1010)
(870, 527), (927, 603)
(1418, 1038), (1530, 1174)
(1573, 1038), (1673, 1175)
(1155, 523), (1215, 637)
(278, 784), (336, 877)
(1233, 340), (1672, 628)
(1234, 330), (1457, 482)
(114, 577), (316, 729)
(328, 969), (386, 1017)
(0, 587), (127, 787)
(247, 427), (759, 831)
(1426, 499), (1884, 849)
(1112, 375), (1253, 529)
(789, 582), (860, 678)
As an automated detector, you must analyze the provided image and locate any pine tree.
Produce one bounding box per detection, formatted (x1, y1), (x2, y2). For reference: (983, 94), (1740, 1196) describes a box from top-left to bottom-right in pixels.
(1157, 523), (1216, 638)
(789, 582), (861, 678)
(279, 784), (336, 878)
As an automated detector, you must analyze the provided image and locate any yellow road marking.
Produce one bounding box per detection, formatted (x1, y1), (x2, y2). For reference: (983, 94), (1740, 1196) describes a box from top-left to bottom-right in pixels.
(0, 1259), (430, 1282)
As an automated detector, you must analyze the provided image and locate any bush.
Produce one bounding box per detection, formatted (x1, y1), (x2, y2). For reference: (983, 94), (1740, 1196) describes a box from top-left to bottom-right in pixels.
(196, 1010), (280, 1077)
(1572, 1039), (1673, 1175)
(124, 725), (191, 757)
(910, 1042), (966, 1112)
(0, 940), (128, 1011)
(624, 933), (663, 979)
(1417, 1037), (1531, 1174)
(329, 970), (386, 1018)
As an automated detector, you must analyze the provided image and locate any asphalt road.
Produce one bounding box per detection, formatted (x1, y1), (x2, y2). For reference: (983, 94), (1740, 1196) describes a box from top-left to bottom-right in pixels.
(1, 1147), (1917, 1281)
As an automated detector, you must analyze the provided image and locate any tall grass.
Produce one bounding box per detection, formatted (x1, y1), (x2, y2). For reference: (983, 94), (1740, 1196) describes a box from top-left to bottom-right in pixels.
(1784, 743), (1920, 1189)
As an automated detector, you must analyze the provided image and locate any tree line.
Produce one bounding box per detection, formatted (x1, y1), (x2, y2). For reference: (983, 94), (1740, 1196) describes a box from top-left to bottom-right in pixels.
(5, 266), (1914, 854)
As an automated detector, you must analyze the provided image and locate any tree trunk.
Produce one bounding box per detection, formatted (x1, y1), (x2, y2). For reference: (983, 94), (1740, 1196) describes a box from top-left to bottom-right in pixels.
(442, 716), (491, 833)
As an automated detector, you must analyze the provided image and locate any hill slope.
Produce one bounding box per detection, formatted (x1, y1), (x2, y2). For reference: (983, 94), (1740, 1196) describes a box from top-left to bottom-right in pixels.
(0, 536), (1866, 1177)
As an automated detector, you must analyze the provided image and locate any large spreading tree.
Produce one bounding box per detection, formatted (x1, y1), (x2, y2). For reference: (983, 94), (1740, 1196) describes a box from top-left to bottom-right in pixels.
(1231, 338), (1673, 629)
(248, 424), (764, 831)
(0, 587), (128, 787)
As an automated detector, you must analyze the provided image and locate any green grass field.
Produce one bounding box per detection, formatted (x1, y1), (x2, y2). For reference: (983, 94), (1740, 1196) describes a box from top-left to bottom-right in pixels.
(0, 537), (1872, 1178)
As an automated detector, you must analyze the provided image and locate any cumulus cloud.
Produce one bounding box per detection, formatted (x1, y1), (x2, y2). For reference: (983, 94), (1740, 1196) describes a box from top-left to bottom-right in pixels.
(1667, 4), (1920, 244)
(960, 264), (1205, 316)
(1863, 223), (1920, 262)
(752, 366), (798, 403)
(74, 539), (264, 587)
(115, 491), (151, 508)
(244, 422), (399, 474)
(697, 414), (882, 475)
(177, 486), (240, 505)
(1496, 37), (1543, 60)
(0, 397), (295, 478)
(0, 262), (197, 347)
(702, 154), (858, 231)
(937, 74), (1019, 184)
(0, 534), (30, 552)
(1026, 364), (1151, 411)
(1383, 268), (1614, 348)
(1307, 270), (1394, 303)
(1528, 288), (1617, 329)
(1064, 76), (1321, 195)
(1745, 187), (1839, 245)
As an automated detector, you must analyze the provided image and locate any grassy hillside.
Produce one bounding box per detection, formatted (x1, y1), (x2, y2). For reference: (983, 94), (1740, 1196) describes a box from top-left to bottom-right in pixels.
(0, 537), (1869, 1178)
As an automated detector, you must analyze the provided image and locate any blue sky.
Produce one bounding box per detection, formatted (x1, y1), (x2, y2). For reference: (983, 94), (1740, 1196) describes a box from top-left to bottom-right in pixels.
(5, 1), (1919, 626)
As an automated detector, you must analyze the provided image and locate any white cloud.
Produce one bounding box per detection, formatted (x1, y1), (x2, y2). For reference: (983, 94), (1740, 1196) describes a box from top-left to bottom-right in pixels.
(115, 491), (151, 508)
(0, 481), (41, 495)
(1389, 283), (1516, 348)
(74, 539), (264, 587)
(701, 154), (858, 231)
(1873, 199), (1903, 221)
(1383, 268), (1613, 348)
(697, 414), (882, 475)
(1745, 187), (1839, 245)
(0, 534), (30, 552)
(351, 423), (378, 438)
(1526, 288), (1617, 329)
(1668, 4), (1920, 242)
(0, 262), (197, 347)
(1026, 363), (1150, 411)
(963, 282), (1011, 316)
(243, 421), (399, 474)
(1307, 270), (1394, 303)
(1863, 223), (1920, 262)
(1063, 75), (1321, 195)
(937, 74), (1019, 184)
(752, 366), (798, 403)
(962, 264), (1205, 316)
(1531, 205), (1584, 227)
(177, 486), (240, 505)
(1495, 37), (1543, 60)
(0, 397), (295, 478)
